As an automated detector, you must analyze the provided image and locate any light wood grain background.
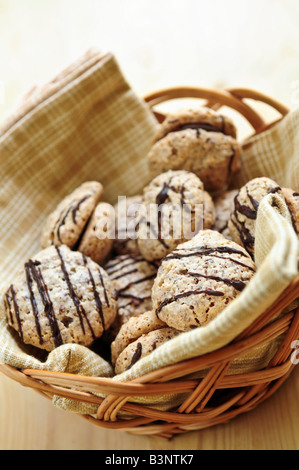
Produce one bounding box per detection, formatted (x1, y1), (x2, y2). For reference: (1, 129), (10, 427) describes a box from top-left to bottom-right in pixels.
(1, 369), (299, 450)
(1, 0), (299, 450)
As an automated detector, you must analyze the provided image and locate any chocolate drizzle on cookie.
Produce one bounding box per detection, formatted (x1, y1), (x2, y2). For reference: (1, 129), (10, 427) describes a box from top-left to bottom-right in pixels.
(110, 268), (139, 281)
(235, 193), (257, 220)
(290, 213), (298, 234)
(268, 186), (282, 195)
(179, 122), (225, 134)
(106, 255), (157, 317)
(53, 195), (92, 245)
(231, 184), (282, 257)
(231, 214), (255, 257)
(4, 244), (114, 351)
(5, 261), (64, 348)
(106, 255), (144, 275)
(106, 256), (158, 277)
(56, 246), (96, 340)
(5, 285), (24, 342)
(82, 254), (106, 331)
(25, 259), (63, 348)
(187, 272), (247, 292)
(156, 182), (171, 206)
(117, 274), (157, 296)
(71, 196), (91, 223)
(25, 262), (43, 345)
(5, 288), (14, 325)
(230, 192), (256, 255)
(156, 122), (227, 142)
(156, 288), (224, 318)
(98, 268), (110, 307)
(286, 206), (299, 235)
(164, 245), (255, 271)
(155, 238), (255, 320)
(127, 342), (143, 370)
(156, 182), (171, 249)
(154, 175), (198, 248)
(117, 292), (152, 304)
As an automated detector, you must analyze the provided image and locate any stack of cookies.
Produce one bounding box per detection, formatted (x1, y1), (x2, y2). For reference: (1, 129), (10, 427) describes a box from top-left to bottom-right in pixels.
(2, 106), (298, 375)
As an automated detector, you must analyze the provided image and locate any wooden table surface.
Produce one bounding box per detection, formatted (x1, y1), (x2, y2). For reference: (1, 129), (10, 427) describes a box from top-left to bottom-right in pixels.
(0, 366), (298, 450)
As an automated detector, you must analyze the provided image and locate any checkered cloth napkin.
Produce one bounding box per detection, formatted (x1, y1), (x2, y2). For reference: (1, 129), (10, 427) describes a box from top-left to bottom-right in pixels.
(0, 49), (298, 414)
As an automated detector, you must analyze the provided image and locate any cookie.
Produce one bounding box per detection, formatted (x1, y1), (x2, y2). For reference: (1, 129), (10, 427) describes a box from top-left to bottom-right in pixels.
(137, 170), (215, 261)
(154, 107), (237, 141)
(114, 327), (180, 374)
(2, 245), (117, 351)
(203, 190), (217, 230)
(104, 254), (159, 338)
(152, 229), (256, 331)
(78, 202), (114, 264)
(41, 181), (103, 249)
(228, 177), (283, 258)
(111, 310), (166, 365)
(147, 108), (241, 193)
(282, 188), (299, 236)
(113, 195), (142, 256)
(213, 189), (239, 240)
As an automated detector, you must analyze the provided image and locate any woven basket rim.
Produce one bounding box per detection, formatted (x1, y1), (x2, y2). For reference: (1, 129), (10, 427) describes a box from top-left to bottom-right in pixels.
(144, 85), (289, 133)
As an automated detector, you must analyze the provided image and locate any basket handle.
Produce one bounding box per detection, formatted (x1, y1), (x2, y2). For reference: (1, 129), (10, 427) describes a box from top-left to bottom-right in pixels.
(144, 86), (290, 134)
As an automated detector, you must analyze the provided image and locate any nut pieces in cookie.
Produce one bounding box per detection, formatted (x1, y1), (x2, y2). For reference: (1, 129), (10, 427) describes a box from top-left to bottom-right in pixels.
(281, 188), (299, 237)
(147, 107), (242, 194)
(137, 170), (215, 262)
(2, 245), (118, 351)
(104, 254), (159, 339)
(228, 177), (283, 259)
(41, 181), (103, 250)
(111, 310), (166, 366)
(111, 310), (179, 374)
(113, 195), (143, 256)
(213, 189), (239, 240)
(114, 326), (179, 375)
(152, 230), (256, 331)
(78, 202), (115, 264)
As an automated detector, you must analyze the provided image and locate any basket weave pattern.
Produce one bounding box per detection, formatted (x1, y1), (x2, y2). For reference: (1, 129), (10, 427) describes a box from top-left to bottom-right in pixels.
(0, 87), (298, 440)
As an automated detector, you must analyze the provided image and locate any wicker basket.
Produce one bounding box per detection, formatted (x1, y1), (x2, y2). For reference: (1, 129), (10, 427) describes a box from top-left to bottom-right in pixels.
(0, 86), (298, 441)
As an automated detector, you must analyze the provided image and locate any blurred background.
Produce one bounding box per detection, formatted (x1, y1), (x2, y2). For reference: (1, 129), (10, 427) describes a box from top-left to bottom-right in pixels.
(1, 0), (299, 127)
